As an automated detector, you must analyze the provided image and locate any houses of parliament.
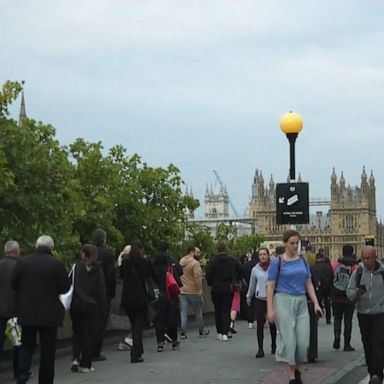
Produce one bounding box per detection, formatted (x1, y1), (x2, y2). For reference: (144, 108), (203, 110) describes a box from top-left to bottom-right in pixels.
(198, 168), (384, 260)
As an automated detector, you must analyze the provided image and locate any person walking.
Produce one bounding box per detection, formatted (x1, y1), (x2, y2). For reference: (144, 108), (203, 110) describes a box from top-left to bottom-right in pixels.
(121, 240), (153, 363)
(70, 244), (107, 373)
(11, 235), (70, 384)
(152, 242), (182, 351)
(246, 247), (276, 358)
(206, 242), (243, 342)
(0, 240), (21, 379)
(92, 228), (116, 362)
(347, 246), (384, 384)
(179, 246), (209, 339)
(267, 230), (323, 384)
(331, 244), (357, 351)
(243, 251), (259, 329)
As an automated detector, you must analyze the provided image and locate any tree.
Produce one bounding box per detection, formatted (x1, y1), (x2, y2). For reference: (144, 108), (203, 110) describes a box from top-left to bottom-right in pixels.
(0, 81), (23, 118)
(0, 117), (80, 262)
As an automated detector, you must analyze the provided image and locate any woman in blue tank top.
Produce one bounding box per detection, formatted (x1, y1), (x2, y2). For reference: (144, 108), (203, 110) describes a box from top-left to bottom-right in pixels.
(267, 230), (323, 384)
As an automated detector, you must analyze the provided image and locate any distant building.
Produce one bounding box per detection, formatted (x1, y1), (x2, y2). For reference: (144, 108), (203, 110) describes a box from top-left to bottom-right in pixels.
(248, 168), (384, 260)
(204, 184), (229, 219)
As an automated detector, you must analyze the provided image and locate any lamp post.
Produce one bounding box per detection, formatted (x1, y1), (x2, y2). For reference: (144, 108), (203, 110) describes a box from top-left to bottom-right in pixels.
(280, 111), (303, 182)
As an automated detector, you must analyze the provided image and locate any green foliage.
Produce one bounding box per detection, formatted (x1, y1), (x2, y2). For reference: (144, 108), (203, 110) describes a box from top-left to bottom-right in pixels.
(0, 80), (264, 266)
(0, 80), (200, 263)
(0, 81), (23, 118)
(228, 233), (265, 258)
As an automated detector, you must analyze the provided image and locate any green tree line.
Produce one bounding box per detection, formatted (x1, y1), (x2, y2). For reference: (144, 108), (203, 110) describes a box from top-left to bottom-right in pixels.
(0, 81), (263, 264)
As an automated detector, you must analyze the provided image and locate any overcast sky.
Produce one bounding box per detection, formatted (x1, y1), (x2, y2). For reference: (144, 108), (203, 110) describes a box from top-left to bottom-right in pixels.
(2, 1), (384, 218)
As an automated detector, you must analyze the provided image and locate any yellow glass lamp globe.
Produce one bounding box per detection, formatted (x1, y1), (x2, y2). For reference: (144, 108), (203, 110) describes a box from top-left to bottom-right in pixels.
(280, 111), (303, 134)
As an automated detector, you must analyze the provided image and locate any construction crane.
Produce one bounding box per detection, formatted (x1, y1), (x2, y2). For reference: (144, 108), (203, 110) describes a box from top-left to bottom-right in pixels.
(213, 170), (240, 217)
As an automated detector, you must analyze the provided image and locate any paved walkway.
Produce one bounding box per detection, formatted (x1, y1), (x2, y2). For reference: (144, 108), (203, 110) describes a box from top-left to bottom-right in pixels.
(0, 316), (366, 384)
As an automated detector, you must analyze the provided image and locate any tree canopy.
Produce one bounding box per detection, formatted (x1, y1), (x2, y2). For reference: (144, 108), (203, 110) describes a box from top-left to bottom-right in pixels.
(0, 80), (263, 265)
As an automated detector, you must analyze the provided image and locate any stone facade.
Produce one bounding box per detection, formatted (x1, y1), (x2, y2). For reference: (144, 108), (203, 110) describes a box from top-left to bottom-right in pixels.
(248, 168), (384, 260)
(204, 184), (229, 219)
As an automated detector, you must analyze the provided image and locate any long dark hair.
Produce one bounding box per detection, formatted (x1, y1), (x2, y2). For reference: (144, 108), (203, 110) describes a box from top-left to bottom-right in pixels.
(81, 244), (98, 267)
(127, 240), (144, 263)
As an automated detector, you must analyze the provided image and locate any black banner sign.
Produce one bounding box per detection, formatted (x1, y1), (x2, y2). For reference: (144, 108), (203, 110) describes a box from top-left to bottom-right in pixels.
(276, 182), (309, 225)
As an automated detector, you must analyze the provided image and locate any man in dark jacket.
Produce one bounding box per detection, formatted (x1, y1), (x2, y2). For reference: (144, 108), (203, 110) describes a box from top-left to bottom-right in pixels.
(331, 244), (357, 352)
(206, 242), (243, 341)
(92, 228), (116, 361)
(0, 240), (21, 378)
(242, 251), (259, 327)
(311, 252), (333, 324)
(11, 235), (70, 384)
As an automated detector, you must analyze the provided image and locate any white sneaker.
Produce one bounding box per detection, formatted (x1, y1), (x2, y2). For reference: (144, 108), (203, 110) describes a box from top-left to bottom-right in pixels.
(248, 322), (254, 329)
(222, 335), (228, 342)
(78, 366), (95, 373)
(217, 333), (223, 341)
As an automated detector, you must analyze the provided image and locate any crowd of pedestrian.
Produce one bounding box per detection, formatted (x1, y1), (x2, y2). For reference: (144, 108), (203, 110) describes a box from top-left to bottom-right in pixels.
(1, 228), (384, 384)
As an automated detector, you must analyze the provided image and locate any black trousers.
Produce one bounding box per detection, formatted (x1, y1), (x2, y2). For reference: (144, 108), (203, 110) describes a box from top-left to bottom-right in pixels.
(153, 299), (179, 344)
(0, 317), (20, 378)
(254, 298), (276, 352)
(93, 296), (111, 357)
(70, 303), (99, 368)
(358, 313), (384, 379)
(332, 301), (355, 346)
(307, 301), (318, 361)
(247, 297), (256, 323)
(125, 308), (147, 359)
(212, 291), (233, 335)
(17, 326), (57, 384)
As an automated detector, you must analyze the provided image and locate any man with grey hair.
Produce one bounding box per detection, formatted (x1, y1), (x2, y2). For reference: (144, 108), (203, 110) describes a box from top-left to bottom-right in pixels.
(347, 246), (384, 384)
(92, 228), (116, 361)
(0, 240), (21, 378)
(11, 235), (70, 384)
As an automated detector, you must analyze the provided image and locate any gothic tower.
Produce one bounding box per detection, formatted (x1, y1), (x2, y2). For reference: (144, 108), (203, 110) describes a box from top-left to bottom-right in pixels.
(204, 183), (229, 219)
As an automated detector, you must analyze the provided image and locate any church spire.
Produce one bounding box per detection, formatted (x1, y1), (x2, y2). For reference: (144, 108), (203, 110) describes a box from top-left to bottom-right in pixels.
(18, 80), (27, 126)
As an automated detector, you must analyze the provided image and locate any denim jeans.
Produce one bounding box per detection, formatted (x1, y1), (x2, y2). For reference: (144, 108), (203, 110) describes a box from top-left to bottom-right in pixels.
(180, 294), (204, 334)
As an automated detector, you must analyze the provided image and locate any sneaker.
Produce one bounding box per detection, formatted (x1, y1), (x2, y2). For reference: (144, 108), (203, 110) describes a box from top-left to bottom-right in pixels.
(164, 333), (173, 343)
(131, 357), (144, 363)
(222, 334), (228, 342)
(199, 330), (209, 338)
(124, 337), (133, 348)
(117, 339), (133, 351)
(172, 341), (180, 350)
(217, 333), (223, 341)
(248, 322), (254, 329)
(180, 333), (187, 339)
(70, 359), (79, 372)
(229, 327), (237, 334)
(157, 343), (164, 352)
(78, 366), (95, 373)
(343, 345), (355, 352)
(255, 350), (265, 358)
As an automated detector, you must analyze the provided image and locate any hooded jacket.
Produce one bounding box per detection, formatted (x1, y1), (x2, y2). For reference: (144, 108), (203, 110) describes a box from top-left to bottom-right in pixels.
(347, 261), (384, 315)
(246, 263), (269, 300)
(206, 253), (243, 294)
(179, 254), (202, 295)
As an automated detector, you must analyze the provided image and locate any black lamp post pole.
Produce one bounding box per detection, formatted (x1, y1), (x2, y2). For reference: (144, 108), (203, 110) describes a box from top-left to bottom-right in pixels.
(287, 133), (298, 182)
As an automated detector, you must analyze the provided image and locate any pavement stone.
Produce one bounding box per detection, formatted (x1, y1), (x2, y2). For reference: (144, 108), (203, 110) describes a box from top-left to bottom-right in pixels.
(0, 314), (366, 384)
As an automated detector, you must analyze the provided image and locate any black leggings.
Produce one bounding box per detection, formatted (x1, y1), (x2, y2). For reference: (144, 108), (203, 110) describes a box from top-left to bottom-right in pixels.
(254, 298), (276, 351)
